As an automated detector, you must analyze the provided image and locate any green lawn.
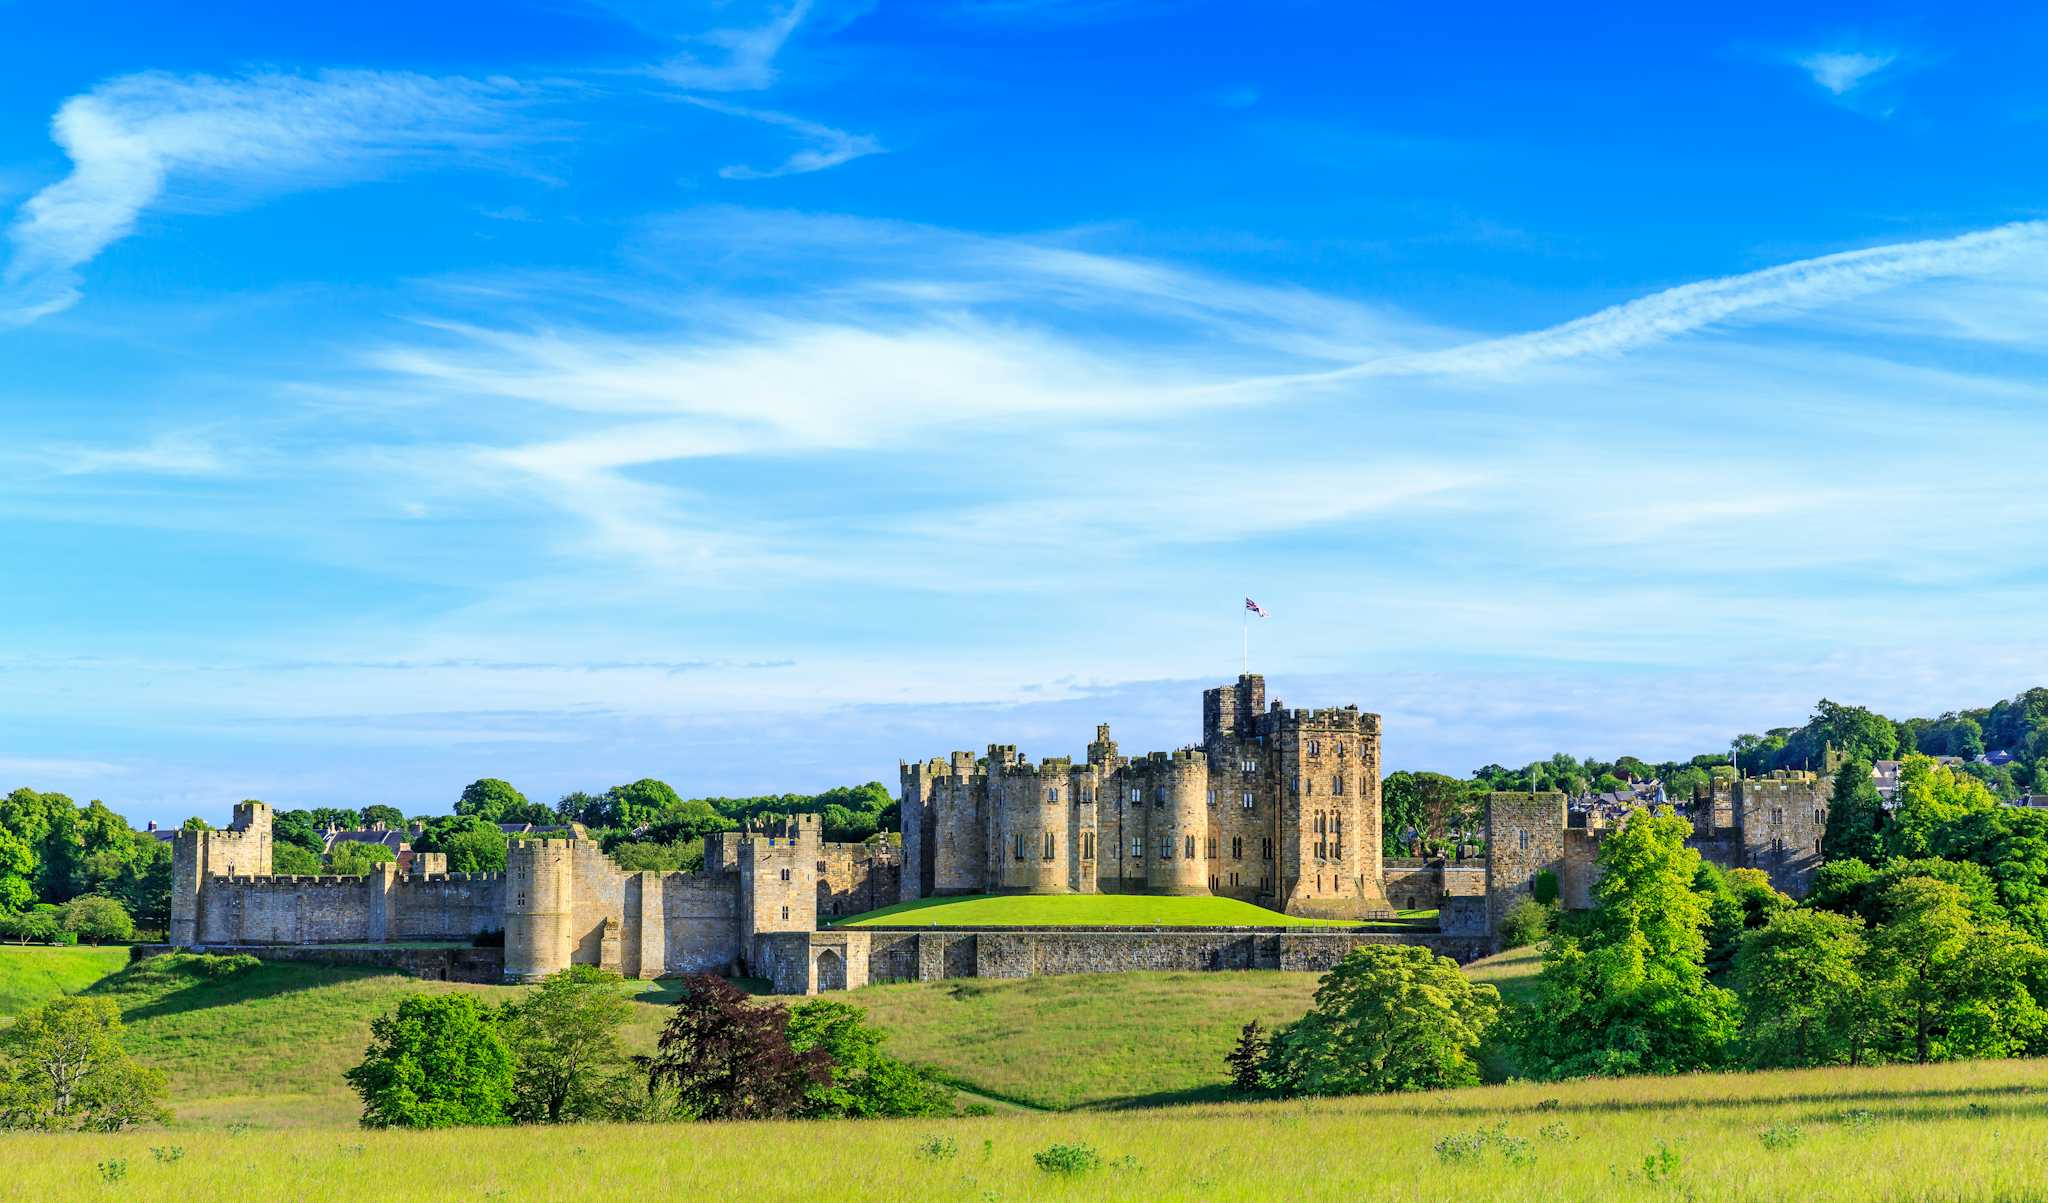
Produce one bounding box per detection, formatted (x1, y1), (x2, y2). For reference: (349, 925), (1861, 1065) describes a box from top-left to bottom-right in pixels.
(833, 893), (1437, 928)
(6, 1058), (2047, 1202)
(0, 944), (132, 1017)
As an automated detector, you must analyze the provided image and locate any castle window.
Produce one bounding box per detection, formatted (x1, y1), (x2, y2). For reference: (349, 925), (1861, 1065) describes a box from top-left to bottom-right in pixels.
(1333, 814), (1343, 840)
(1207, 837), (1217, 859)
(1261, 838), (1273, 861)
(1315, 840), (1325, 859)
(1815, 808), (1824, 826)
(1314, 811), (1325, 835)
(1083, 833), (1095, 860)
(1014, 833), (1025, 861)
(1184, 835), (1196, 860)
(1335, 741), (1346, 757)
(1307, 739), (1320, 756)
(1044, 831), (1057, 860)
(1156, 787), (1167, 804)
(1232, 837), (1243, 859)
(1360, 779), (1369, 796)
(1518, 830), (1530, 851)
(1046, 787), (1059, 803)
(1208, 788), (1216, 805)
(1771, 807), (1783, 825)
(1131, 836), (1143, 859)
(781, 906), (790, 920)
(1159, 837), (1173, 859)
(1304, 778), (1314, 795)
(1332, 775), (1344, 794)
(1241, 791), (1254, 810)
(1332, 841), (1343, 861)
(780, 868), (791, 882)
(1129, 788), (1141, 803)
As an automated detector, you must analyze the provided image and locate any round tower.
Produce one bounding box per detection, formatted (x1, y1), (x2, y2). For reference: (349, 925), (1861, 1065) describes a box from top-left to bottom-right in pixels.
(503, 839), (573, 982)
(1143, 750), (1210, 896)
(995, 759), (1071, 894)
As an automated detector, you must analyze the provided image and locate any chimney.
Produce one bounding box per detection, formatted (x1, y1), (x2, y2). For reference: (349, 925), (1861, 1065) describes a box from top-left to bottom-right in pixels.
(146, 820), (158, 833)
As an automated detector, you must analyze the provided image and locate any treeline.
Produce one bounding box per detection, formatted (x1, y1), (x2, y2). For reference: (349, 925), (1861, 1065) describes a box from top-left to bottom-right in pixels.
(0, 789), (171, 944)
(344, 966), (952, 1128)
(1239, 752), (2048, 1098)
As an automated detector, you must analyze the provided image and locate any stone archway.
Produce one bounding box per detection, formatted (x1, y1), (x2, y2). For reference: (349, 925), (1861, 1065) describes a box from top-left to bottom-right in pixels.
(815, 947), (847, 992)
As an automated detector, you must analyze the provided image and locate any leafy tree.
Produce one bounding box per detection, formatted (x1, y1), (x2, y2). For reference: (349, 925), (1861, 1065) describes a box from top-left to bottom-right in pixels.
(1821, 758), (1885, 867)
(1225, 1020), (1269, 1094)
(642, 800), (736, 845)
(1508, 807), (1738, 1079)
(605, 839), (706, 873)
(1788, 699), (1899, 770)
(271, 810), (324, 854)
(644, 974), (828, 1121)
(1930, 807), (2048, 940)
(58, 896), (133, 944)
(0, 829), (34, 914)
(502, 966), (636, 1124)
(1697, 863), (1792, 978)
(785, 999), (953, 1117)
(1809, 856), (2005, 929)
(345, 994), (515, 1128)
(272, 843), (324, 876)
(1663, 765), (1710, 802)
(455, 779), (530, 824)
(496, 800), (561, 827)
(0, 905), (67, 945)
(1864, 877), (2048, 1064)
(0, 996), (168, 1130)
(361, 804), (406, 828)
(555, 791), (603, 825)
(1735, 909), (1872, 1067)
(330, 841), (397, 875)
(179, 817), (211, 832)
(1381, 772), (1478, 850)
(444, 824), (509, 873)
(1263, 944), (1499, 1095)
(1889, 755), (1999, 859)
(595, 779), (685, 832)
(1499, 897), (1551, 950)
(302, 807), (362, 833)
(95, 836), (171, 935)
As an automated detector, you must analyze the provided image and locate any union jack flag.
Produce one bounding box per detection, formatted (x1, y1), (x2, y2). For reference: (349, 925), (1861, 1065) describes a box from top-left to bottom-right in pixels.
(1244, 597), (1269, 618)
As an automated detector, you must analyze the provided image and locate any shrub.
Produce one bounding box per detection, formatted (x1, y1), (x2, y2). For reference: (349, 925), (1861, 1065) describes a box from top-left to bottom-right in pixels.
(344, 994), (515, 1128)
(914, 1134), (958, 1162)
(1532, 870), (1560, 905)
(1264, 944), (1499, 1096)
(60, 895), (135, 945)
(1032, 1143), (1101, 1175)
(1758, 1122), (1804, 1150)
(1499, 897), (1551, 949)
(787, 999), (954, 1118)
(644, 974), (828, 1121)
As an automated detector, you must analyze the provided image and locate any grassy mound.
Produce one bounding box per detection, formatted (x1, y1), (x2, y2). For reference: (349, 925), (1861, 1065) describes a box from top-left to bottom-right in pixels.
(0, 944), (132, 1017)
(833, 893), (1436, 928)
(6, 1058), (2045, 1201)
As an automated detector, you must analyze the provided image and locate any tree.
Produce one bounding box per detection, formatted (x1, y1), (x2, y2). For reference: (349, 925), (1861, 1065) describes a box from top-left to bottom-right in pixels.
(455, 779), (530, 824)
(1931, 806), (2048, 940)
(1698, 864), (1792, 978)
(344, 994), (515, 1128)
(271, 809), (325, 854)
(555, 791), (603, 825)
(1508, 807), (1738, 1079)
(1225, 1020), (1269, 1094)
(644, 974), (828, 1121)
(1809, 856), (2005, 929)
(597, 779), (685, 832)
(502, 966), (636, 1124)
(1792, 699), (1899, 769)
(1499, 897), (1550, 949)
(0, 996), (168, 1131)
(1735, 909), (1871, 1067)
(330, 841), (397, 875)
(58, 896), (133, 945)
(1865, 877), (2048, 1064)
(444, 824), (509, 873)
(1822, 758), (1885, 866)
(1889, 755), (1999, 860)
(784, 999), (953, 1117)
(272, 843), (323, 876)
(642, 799), (736, 845)
(1262, 945), (1499, 1095)
(361, 804), (406, 828)
(0, 829), (34, 915)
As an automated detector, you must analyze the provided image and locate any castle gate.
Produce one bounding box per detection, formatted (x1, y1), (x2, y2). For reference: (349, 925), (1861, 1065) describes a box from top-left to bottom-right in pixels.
(814, 947), (847, 991)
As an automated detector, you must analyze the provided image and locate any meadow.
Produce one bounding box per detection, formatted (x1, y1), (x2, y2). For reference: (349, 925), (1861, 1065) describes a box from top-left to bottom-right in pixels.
(3, 1059), (2045, 1202)
(831, 892), (1437, 928)
(0, 944), (131, 1016)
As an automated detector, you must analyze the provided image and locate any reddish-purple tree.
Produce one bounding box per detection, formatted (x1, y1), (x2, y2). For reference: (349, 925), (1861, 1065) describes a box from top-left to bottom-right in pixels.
(644, 974), (829, 1120)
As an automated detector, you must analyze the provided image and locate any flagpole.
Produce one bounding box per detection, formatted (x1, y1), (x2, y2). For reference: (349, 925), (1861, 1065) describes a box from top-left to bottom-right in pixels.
(1242, 609), (1249, 675)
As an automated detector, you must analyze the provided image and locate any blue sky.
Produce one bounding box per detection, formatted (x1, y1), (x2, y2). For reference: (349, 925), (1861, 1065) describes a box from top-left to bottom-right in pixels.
(3, 1), (2046, 824)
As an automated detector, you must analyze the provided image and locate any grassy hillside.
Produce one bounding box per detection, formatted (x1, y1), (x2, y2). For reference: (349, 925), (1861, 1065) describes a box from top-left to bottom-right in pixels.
(5, 1058), (2045, 1201)
(0, 945), (131, 1017)
(70, 947), (1539, 1125)
(834, 893), (1435, 928)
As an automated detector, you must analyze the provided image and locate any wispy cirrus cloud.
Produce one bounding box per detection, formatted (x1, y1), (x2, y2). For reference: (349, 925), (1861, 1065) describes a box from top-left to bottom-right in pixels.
(0, 69), (520, 325)
(681, 97), (882, 179)
(653, 0), (813, 91)
(1796, 49), (1897, 96)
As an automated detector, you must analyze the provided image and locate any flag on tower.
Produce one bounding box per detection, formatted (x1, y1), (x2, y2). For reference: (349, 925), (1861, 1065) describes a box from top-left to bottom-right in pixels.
(1244, 597), (1269, 618)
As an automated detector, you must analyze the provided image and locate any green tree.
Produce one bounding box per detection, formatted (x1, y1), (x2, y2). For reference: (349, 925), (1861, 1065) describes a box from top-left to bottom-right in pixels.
(597, 779), (685, 831)
(1930, 807), (2048, 940)
(502, 966), (636, 1124)
(330, 841), (397, 875)
(555, 791), (603, 825)
(1735, 909), (1871, 1067)
(642, 799), (735, 845)
(0, 996), (168, 1131)
(1865, 877), (2048, 1064)
(455, 779), (529, 823)
(1225, 1020), (1269, 1094)
(1508, 808), (1738, 1079)
(344, 994), (515, 1128)
(1889, 754), (2000, 860)
(1263, 944), (1500, 1095)
(0, 829), (34, 914)
(1822, 758), (1885, 866)
(361, 804), (406, 828)
(444, 824), (509, 873)
(1498, 896), (1551, 949)
(58, 896), (133, 944)
(785, 999), (954, 1117)
(271, 809), (325, 855)
(272, 842), (324, 875)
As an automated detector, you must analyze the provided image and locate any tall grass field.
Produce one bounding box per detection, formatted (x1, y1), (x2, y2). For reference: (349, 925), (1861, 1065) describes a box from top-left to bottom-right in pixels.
(0, 945), (131, 1017)
(4, 1059), (2044, 1201)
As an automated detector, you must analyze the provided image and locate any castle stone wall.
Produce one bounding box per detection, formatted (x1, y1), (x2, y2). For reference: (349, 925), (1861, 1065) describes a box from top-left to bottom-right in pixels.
(818, 842), (901, 920)
(1486, 791), (1567, 934)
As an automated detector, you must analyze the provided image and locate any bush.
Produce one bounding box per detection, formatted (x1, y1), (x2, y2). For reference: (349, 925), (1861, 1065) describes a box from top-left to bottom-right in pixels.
(1532, 870), (1560, 905)
(1264, 945), (1499, 1096)
(1033, 1143), (1102, 1175)
(344, 994), (515, 1128)
(0, 905), (69, 945)
(1499, 897), (1551, 949)
(60, 895), (135, 945)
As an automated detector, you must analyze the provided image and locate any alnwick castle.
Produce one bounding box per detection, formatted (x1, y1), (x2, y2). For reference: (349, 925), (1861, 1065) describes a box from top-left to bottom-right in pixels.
(168, 675), (1832, 994)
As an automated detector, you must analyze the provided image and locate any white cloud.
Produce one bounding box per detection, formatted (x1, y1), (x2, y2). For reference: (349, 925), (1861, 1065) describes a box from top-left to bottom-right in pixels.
(0, 756), (129, 779)
(51, 433), (227, 476)
(681, 97), (882, 179)
(1797, 49), (1897, 96)
(655, 0), (812, 91)
(1, 69), (517, 324)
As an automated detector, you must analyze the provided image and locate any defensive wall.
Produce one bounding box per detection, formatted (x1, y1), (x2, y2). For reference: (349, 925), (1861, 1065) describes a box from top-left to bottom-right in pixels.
(132, 942), (505, 984)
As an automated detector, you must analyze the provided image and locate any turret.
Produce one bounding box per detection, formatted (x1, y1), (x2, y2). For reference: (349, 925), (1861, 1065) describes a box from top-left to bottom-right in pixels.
(504, 838), (573, 982)
(1130, 750), (1209, 896)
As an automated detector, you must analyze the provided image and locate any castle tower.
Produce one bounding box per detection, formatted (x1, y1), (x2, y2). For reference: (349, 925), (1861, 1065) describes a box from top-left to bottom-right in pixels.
(1133, 751), (1209, 896)
(738, 815), (820, 943)
(169, 801), (273, 947)
(1273, 707), (1391, 919)
(898, 759), (939, 903)
(993, 758), (1073, 894)
(504, 838), (574, 983)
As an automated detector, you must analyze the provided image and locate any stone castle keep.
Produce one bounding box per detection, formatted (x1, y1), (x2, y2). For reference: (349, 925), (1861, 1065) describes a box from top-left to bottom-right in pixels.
(899, 674), (1392, 919)
(168, 675), (1833, 992)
